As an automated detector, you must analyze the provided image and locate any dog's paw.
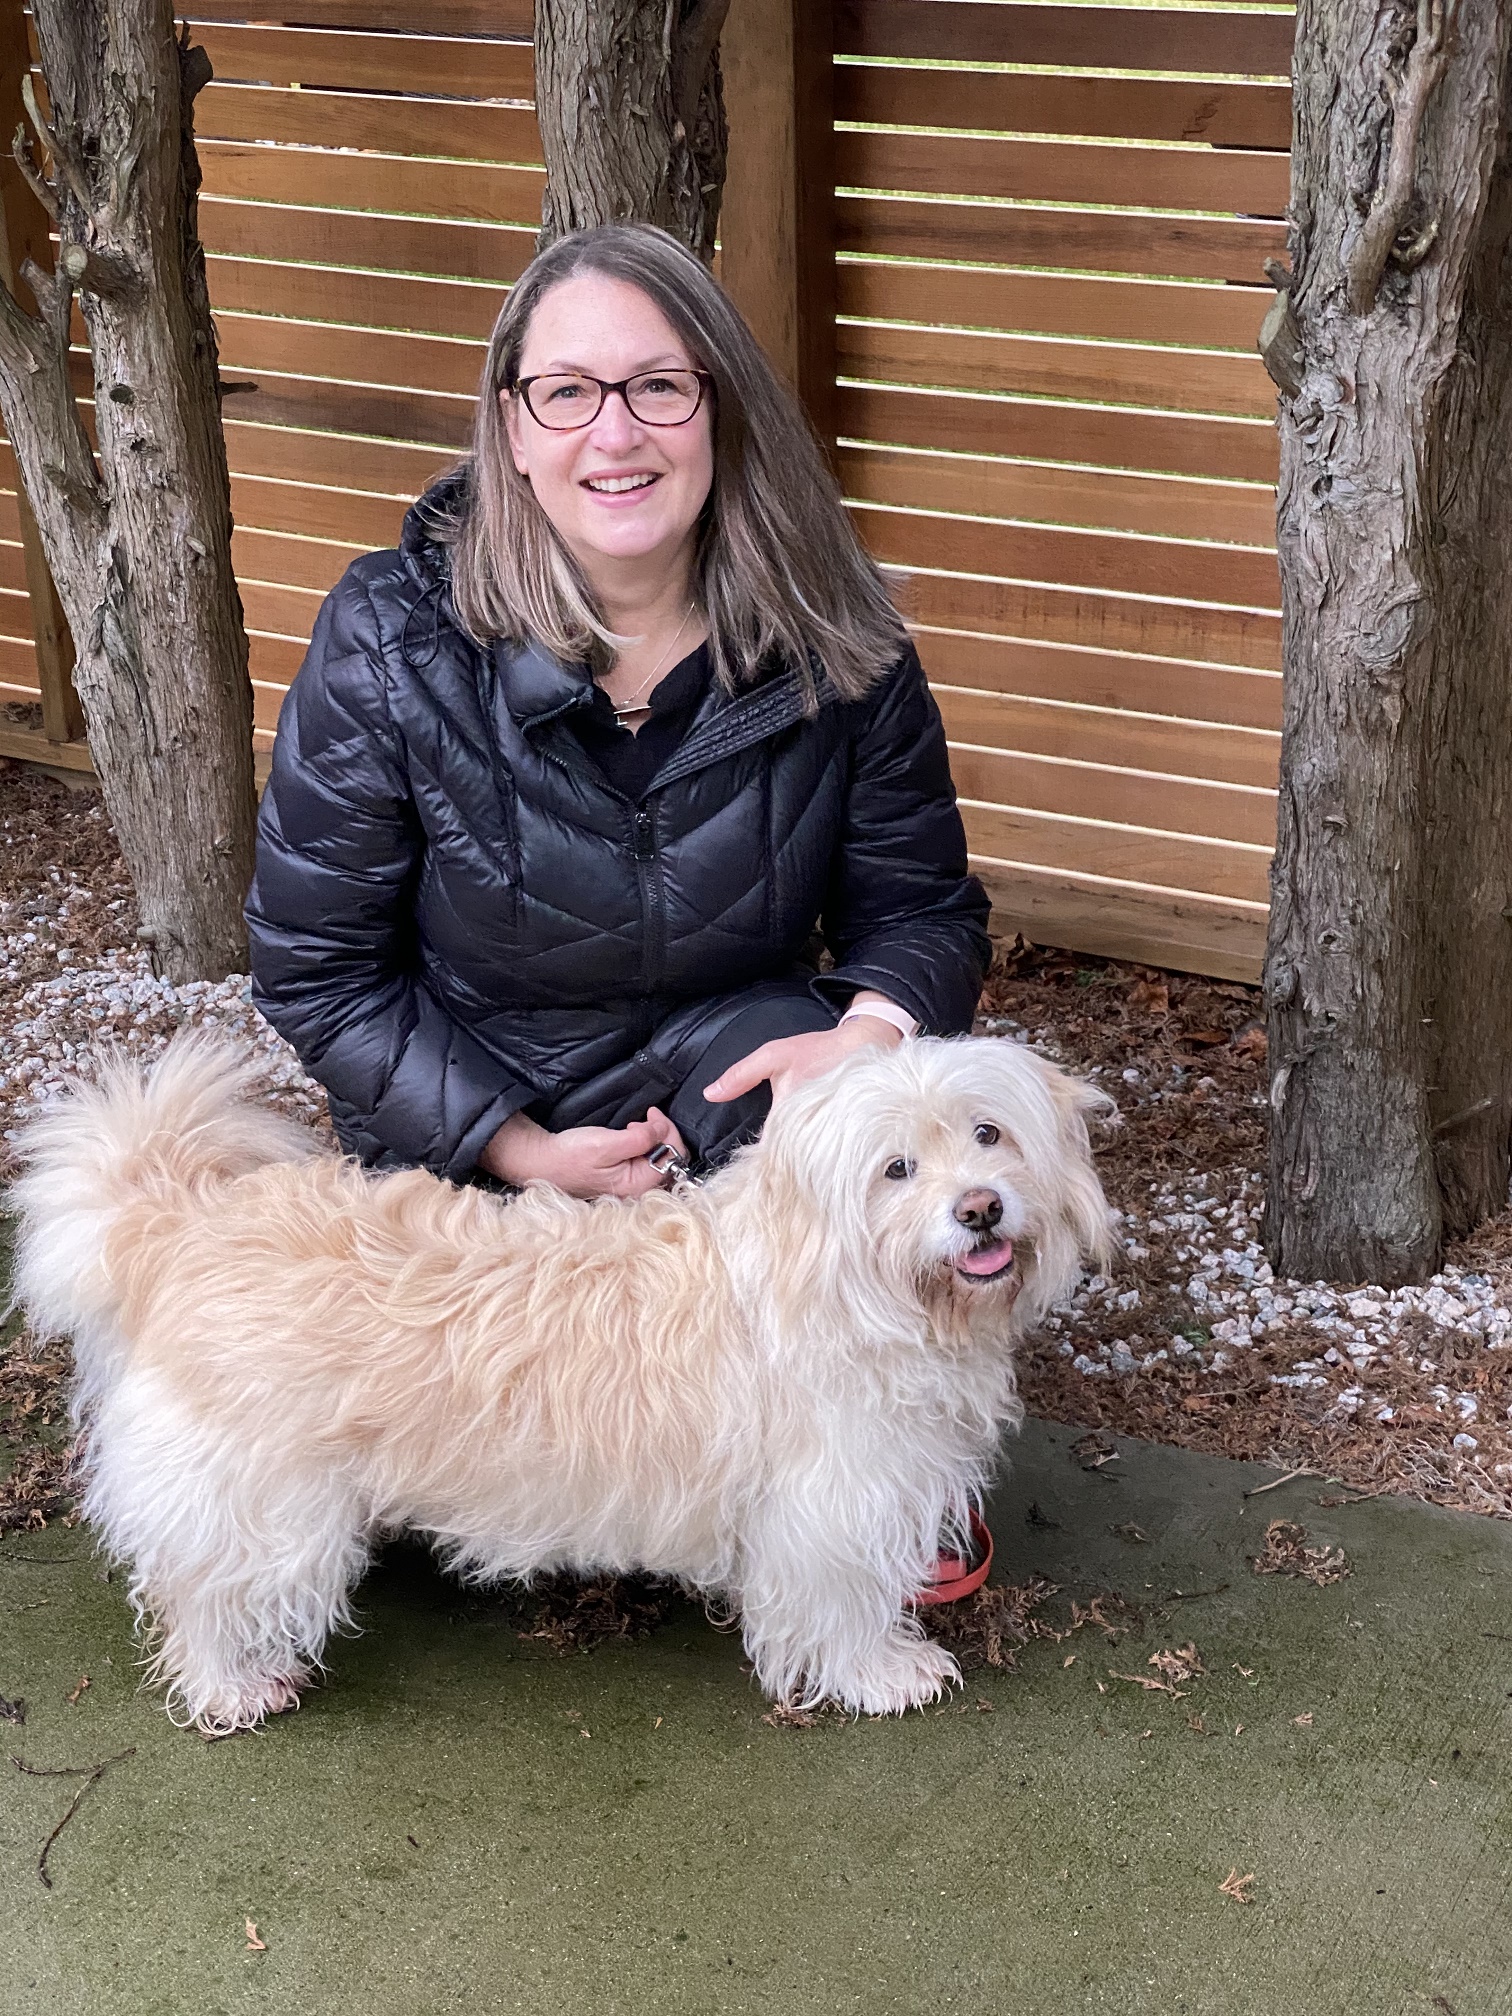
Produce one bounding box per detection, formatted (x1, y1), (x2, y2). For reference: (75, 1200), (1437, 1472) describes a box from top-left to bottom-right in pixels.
(180, 1670), (307, 1739)
(836, 1634), (961, 1716)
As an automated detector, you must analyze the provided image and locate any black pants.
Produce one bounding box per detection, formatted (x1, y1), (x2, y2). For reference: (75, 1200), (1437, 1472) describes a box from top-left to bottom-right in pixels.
(534, 976), (837, 1173)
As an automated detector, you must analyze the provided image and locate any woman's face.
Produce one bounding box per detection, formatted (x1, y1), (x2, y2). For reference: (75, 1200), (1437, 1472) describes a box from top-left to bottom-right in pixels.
(502, 273), (715, 592)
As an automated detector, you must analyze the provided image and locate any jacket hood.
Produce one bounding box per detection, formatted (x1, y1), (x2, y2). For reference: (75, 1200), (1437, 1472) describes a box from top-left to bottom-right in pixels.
(400, 467), (470, 578)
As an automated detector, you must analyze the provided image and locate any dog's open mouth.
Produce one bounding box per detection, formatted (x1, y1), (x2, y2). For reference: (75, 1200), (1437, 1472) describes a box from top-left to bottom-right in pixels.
(953, 1237), (1015, 1282)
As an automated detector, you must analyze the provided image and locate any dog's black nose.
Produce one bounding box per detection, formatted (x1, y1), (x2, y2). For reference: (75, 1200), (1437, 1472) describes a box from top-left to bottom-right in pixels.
(954, 1188), (1003, 1233)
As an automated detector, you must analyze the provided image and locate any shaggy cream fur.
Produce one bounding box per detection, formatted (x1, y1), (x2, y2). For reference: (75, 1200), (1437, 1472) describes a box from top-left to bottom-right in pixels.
(9, 1032), (1110, 1734)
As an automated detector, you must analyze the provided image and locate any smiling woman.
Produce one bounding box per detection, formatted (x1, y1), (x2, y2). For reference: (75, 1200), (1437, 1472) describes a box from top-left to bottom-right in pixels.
(245, 223), (991, 1200)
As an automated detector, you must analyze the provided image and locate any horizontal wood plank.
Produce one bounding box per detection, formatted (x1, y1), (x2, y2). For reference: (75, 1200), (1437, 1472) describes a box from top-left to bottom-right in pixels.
(914, 626), (1281, 731)
(971, 858), (1266, 981)
(252, 680), (291, 733)
(239, 578), (327, 641)
(196, 82), (542, 165)
(199, 141), (544, 227)
(836, 261), (1269, 358)
(833, 64), (1291, 150)
(936, 684), (1278, 789)
(189, 23), (534, 97)
(835, 3), (1295, 76)
(187, 3), (534, 43)
(837, 129), (1288, 218)
(838, 192), (1286, 285)
(221, 374), (473, 453)
(897, 566), (1281, 671)
(838, 383), (1279, 484)
(215, 310), (487, 400)
(948, 742), (1275, 846)
(961, 801), (1271, 904)
(222, 421), (451, 496)
(231, 474), (410, 550)
(0, 631), (39, 679)
(838, 319), (1276, 421)
(232, 525), (366, 598)
(207, 256), (509, 342)
(0, 719), (95, 773)
(852, 499), (1279, 609)
(248, 631), (310, 687)
(200, 196), (536, 286)
(839, 444), (1277, 548)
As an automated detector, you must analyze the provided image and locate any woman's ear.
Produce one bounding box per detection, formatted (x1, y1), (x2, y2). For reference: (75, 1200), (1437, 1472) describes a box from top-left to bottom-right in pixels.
(501, 389), (530, 476)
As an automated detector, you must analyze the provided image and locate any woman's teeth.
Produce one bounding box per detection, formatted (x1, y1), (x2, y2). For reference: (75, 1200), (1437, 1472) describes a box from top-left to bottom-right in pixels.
(586, 474), (656, 493)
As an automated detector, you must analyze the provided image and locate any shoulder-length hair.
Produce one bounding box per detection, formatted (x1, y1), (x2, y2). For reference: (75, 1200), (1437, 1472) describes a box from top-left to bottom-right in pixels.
(437, 222), (906, 704)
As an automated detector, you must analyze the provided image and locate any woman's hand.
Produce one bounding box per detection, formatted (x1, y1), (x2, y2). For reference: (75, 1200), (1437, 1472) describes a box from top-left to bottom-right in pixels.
(704, 1005), (904, 1109)
(479, 1106), (686, 1199)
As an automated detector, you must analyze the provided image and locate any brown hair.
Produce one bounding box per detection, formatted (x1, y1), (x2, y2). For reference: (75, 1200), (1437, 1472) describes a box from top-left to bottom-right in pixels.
(436, 222), (905, 704)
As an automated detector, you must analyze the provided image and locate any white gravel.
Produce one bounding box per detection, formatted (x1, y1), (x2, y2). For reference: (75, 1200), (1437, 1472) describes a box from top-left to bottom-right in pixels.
(0, 946), (326, 1139)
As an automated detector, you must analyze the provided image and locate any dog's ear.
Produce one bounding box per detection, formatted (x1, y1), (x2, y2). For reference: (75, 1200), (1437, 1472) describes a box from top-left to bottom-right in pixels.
(723, 1070), (925, 1355)
(1021, 1057), (1116, 1318)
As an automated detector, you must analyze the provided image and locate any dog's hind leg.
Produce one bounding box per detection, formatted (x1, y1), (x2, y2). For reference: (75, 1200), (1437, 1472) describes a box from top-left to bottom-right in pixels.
(86, 1377), (369, 1736)
(141, 1507), (370, 1737)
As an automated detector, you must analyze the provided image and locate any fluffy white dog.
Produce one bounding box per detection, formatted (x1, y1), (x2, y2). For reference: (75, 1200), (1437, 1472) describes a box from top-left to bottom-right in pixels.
(9, 1031), (1110, 1735)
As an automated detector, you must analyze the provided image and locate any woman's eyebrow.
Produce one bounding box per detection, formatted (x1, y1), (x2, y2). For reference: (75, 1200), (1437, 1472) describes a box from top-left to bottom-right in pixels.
(534, 352), (691, 374)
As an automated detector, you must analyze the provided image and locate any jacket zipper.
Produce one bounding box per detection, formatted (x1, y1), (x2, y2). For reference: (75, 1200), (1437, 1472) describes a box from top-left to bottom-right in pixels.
(537, 743), (666, 993)
(631, 802), (665, 992)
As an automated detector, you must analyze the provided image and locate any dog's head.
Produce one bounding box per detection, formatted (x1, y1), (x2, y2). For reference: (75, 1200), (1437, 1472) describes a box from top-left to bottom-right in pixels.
(727, 1036), (1113, 1343)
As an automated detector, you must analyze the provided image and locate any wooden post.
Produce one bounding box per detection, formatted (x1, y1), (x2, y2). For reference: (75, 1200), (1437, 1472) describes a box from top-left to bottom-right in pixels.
(0, 0), (85, 745)
(718, 0), (836, 460)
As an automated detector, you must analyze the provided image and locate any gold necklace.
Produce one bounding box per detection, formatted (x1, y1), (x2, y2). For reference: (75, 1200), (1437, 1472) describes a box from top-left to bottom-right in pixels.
(607, 603), (695, 728)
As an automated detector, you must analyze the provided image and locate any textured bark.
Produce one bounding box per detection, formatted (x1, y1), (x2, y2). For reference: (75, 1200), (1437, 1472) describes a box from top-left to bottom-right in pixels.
(534, 0), (731, 262)
(1264, 0), (1512, 1283)
(0, 0), (254, 982)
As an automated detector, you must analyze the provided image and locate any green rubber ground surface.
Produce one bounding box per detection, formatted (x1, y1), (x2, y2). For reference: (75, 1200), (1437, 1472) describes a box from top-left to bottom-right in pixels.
(2, 1418), (1509, 2015)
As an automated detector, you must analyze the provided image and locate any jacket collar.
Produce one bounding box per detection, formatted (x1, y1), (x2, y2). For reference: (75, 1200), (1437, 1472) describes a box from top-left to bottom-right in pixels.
(493, 637), (596, 730)
(492, 637), (835, 785)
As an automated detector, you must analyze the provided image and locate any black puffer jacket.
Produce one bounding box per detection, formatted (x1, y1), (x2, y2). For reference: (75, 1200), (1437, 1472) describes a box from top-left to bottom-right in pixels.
(247, 494), (991, 1178)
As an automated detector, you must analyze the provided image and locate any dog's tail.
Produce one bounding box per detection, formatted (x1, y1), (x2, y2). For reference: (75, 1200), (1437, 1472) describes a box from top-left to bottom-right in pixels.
(7, 1030), (318, 1356)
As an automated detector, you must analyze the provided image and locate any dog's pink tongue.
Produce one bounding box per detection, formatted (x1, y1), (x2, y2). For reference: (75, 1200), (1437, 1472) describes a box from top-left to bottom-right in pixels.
(957, 1239), (1014, 1278)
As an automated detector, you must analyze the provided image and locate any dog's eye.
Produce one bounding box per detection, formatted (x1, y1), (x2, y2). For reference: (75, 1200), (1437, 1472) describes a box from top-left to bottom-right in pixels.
(974, 1123), (1000, 1146)
(883, 1157), (914, 1181)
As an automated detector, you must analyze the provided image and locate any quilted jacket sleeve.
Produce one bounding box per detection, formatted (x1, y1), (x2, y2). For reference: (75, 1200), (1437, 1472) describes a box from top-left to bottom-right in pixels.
(813, 642), (992, 1035)
(245, 565), (534, 1178)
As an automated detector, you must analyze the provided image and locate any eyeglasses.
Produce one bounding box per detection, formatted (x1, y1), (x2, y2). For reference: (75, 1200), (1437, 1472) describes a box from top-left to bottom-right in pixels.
(513, 369), (712, 431)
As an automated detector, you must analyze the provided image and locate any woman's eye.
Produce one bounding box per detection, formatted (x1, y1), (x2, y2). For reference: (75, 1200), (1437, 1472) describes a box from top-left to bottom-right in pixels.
(884, 1158), (914, 1181)
(974, 1123), (1000, 1146)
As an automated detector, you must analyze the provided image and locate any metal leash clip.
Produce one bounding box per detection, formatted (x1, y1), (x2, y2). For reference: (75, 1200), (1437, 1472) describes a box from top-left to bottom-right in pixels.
(646, 1141), (693, 1186)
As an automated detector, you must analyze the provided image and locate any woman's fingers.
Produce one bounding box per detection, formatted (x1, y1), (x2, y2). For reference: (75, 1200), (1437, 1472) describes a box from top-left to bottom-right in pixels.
(644, 1105), (687, 1156)
(703, 1042), (779, 1104)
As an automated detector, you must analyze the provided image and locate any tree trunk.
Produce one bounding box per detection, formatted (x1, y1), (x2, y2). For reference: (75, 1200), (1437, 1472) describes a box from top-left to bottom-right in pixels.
(0, 0), (255, 983)
(534, 0), (732, 263)
(1263, 0), (1512, 1284)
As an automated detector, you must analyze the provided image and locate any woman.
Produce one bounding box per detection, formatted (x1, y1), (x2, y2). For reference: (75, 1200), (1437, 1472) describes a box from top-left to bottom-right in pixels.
(247, 224), (991, 1197)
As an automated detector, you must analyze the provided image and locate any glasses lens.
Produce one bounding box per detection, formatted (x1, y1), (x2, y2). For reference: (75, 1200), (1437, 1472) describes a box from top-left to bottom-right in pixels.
(625, 371), (703, 425)
(525, 375), (603, 428)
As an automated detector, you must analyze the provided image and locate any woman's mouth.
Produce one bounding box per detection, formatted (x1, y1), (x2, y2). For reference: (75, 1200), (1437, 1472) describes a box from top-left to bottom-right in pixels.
(583, 472), (659, 496)
(953, 1237), (1015, 1281)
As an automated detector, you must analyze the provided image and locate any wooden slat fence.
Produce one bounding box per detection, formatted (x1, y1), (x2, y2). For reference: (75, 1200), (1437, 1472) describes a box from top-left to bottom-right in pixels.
(833, 0), (1289, 979)
(0, 0), (1291, 980)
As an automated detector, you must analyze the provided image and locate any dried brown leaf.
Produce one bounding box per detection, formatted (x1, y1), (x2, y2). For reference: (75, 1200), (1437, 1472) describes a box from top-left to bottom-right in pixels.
(1251, 1519), (1351, 1586)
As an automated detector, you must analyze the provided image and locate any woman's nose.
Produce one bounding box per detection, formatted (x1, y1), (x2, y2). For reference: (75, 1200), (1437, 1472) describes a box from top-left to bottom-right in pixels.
(953, 1188), (1003, 1232)
(586, 388), (642, 451)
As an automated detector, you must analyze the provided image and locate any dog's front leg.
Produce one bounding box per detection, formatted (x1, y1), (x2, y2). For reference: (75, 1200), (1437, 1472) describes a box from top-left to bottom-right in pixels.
(736, 1484), (961, 1716)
